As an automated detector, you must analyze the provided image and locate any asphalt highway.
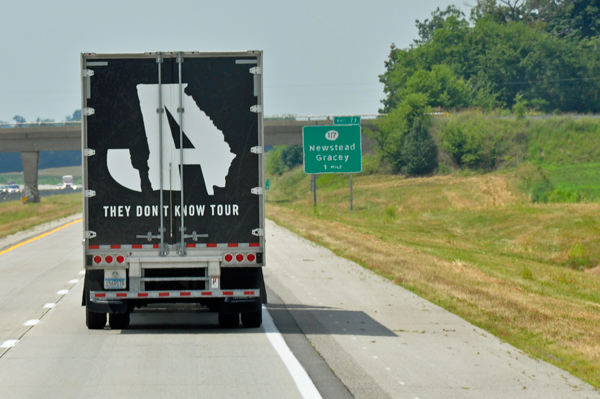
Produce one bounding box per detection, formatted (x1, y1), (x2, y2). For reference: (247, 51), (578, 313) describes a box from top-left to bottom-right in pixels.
(0, 216), (597, 398)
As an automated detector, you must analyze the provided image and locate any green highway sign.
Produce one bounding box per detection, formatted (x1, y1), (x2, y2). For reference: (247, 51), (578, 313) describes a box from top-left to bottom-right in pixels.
(334, 116), (361, 125)
(302, 125), (362, 174)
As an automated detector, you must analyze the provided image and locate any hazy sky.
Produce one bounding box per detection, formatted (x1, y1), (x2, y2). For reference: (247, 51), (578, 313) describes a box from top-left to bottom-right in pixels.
(0, 0), (470, 123)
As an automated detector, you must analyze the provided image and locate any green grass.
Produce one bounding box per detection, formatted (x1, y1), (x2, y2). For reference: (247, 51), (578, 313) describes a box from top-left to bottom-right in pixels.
(542, 163), (600, 201)
(0, 193), (82, 238)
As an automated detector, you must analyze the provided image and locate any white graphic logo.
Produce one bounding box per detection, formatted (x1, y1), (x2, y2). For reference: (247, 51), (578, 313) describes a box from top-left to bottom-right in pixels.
(106, 84), (236, 195)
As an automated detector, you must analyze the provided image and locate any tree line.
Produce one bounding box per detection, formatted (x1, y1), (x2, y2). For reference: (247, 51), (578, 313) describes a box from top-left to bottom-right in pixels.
(372, 0), (600, 176)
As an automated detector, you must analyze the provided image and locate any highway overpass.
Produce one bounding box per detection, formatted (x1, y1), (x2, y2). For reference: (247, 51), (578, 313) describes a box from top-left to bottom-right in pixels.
(0, 118), (379, 202)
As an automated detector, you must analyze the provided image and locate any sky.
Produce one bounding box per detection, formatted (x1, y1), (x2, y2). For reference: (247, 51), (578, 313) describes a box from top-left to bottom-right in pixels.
(0, 0), (471, 123)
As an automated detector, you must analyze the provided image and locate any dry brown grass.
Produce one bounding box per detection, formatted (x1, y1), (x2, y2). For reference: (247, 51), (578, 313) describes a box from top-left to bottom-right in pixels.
(266, 172), (600, 388)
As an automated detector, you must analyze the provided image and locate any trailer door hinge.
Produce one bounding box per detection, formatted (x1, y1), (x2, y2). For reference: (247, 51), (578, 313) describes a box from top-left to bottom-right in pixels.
(84, 190), (96, 198)
(84, 149), (95, 157)
(250, 66), (262, 75)
(85, 231), (97, 239)
(250, 105), (262, 113)
(250, 146), (263, 154)
(252, 228), (264, 237)
(251, 187), (264, 195)
(82, 69), (95, 77)
(83, 108), (95, 116)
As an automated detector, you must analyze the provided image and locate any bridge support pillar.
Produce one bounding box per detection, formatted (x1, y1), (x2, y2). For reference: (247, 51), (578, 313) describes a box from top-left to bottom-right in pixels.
(21, 151), (40, 203)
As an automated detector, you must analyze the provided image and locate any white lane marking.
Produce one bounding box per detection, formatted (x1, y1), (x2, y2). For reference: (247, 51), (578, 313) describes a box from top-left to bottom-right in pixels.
(262, 306), (323, 399)
(56, 290), (68, 295)
(23, 320), (39, 326)
(68, 279), (79, 284)
(43, 303), (56, 308)
(0, 340), (18, 348)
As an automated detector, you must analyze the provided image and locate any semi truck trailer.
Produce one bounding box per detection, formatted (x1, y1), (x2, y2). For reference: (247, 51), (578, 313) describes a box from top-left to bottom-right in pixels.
(81, 51), (266, 330)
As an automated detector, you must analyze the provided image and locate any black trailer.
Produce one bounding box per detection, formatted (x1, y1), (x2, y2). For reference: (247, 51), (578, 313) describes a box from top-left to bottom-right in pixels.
(80, 51), (265, 329)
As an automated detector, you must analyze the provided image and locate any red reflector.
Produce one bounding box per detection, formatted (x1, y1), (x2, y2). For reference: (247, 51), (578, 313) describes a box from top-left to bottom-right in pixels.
(89, 245), (100, 249)
(95, 293), (106, 298)
(110, 245), (121, 249)
(249, 243), (260, 247)
(132, 244), (143, 249)
(105, 255), (113, 263)
(247, 253), (256, 262)
(138, 293), (149, 297)
(116, 293), (127, 298)
(116, 255), (125, 263)
(93, 256), (102, 264)
(186, 243), (196, 248)
(159, 292), (169, 297)
(244, 291), (255, 295)
(223, 291), (233, 296)
(236, 254), (244, 262)
(225, 254), (233, 262)
(207, 243), (217, 248)
(201, 292), (212, 296)
(153, 244), (159, 249)
(180, 292), (191, 296)
(228, 243), (238, 247)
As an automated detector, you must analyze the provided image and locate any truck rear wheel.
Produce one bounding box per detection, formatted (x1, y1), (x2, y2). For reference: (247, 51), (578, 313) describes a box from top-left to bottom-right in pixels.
(86, 307), (106, 330)
(218, 312), (239, 328)
(241, 309), (262, 328)
(109, 312), (130, 329)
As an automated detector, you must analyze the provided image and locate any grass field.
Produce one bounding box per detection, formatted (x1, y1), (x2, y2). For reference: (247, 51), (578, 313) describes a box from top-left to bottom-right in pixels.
(266, 166), (600, 388)
(0, 193), (81, 239)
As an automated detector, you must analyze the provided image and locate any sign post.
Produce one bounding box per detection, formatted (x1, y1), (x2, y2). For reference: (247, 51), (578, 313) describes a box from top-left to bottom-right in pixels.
(303, 122), (362, 209)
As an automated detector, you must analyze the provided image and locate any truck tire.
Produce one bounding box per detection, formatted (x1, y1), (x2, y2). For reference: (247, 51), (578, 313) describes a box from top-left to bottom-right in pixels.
(86, 307), (106, 330)
(109, 312), (130, 330)
(218, 312), (239, 328)
(241, 309), (262, 328)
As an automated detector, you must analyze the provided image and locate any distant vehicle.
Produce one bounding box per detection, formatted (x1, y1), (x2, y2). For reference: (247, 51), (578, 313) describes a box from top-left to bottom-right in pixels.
(4, 184), (20, 193)
(59, 175), (77, 190)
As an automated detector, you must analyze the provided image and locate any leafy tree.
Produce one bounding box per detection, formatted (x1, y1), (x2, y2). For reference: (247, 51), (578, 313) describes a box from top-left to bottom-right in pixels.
(266, 146), (286, 176)
(280, 145), (303, 169)
(66, 109), (81, 122)
(380, 6), (600, 114)
(370, 93), (430, 172)
(13, 115), (25, 125)
(401, 117), (438, 176)
(513, 93), (527, 118)
(415, 6), (467, 44)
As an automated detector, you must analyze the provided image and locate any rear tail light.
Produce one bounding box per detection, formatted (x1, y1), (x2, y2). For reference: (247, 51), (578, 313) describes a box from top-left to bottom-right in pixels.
(116, 255), (125, 264)
(104, 255), (114, 264)
(93, 255), (102, 265)
(247, 253), (256, 262)
(235, 253), (244, 262)
(224, 254), (233, 263)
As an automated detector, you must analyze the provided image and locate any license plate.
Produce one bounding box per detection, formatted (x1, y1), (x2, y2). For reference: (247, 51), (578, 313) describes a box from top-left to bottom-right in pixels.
(104, 270), (126, 289)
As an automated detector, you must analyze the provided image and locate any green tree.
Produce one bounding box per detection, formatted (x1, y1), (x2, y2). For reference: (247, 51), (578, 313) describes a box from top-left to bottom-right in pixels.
(370, 93), (431, 172)
(280, 145), (303, 169)
(401, 117), (438, 176)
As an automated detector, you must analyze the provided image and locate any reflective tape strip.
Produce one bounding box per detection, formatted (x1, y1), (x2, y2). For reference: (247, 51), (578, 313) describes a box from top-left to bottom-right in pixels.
(91, 289), (259, 300)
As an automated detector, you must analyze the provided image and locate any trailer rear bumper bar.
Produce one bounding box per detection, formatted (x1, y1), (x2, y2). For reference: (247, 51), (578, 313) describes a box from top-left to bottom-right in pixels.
(90, 289), (260, 301)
